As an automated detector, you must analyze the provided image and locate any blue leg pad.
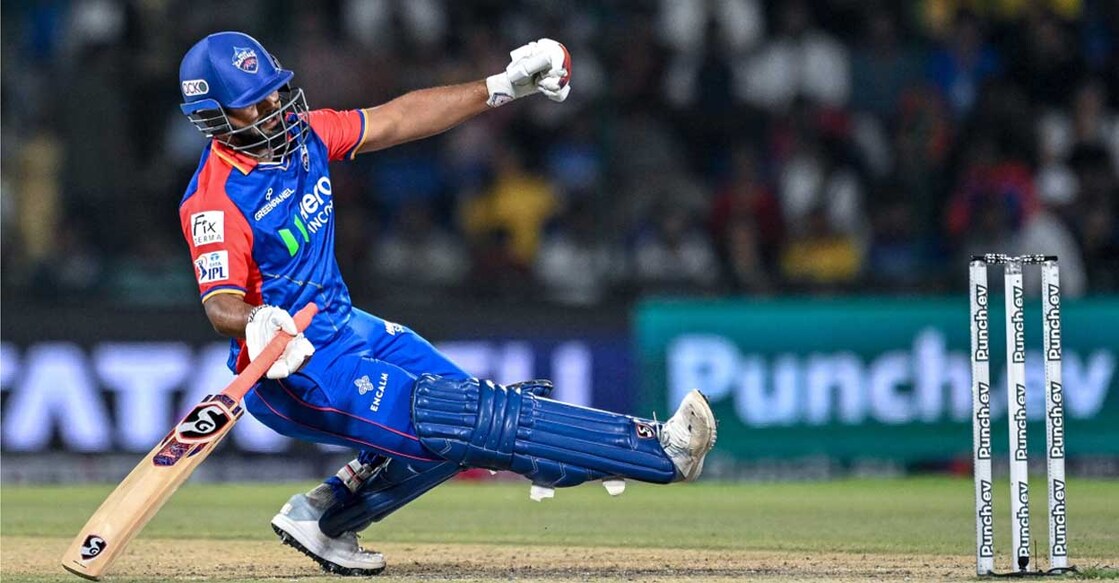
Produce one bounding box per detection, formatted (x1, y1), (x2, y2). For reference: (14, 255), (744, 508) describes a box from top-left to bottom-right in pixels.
(319, 458), (458, 537)
(412, 375), (676, 487)
(316, 380), (555, 536)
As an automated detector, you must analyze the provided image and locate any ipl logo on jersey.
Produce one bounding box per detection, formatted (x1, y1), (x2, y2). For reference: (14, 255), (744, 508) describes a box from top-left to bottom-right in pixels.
(232, 47), (259, 73)
(194, 250), (229, 284)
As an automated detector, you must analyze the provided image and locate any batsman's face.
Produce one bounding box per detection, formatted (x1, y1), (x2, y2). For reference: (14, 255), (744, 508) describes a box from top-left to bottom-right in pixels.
(227, 91), (283, 135)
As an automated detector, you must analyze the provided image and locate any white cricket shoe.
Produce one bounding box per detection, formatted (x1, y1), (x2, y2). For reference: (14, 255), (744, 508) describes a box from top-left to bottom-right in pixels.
(270, 494), (386, 576)
(659, 390), (718, 482)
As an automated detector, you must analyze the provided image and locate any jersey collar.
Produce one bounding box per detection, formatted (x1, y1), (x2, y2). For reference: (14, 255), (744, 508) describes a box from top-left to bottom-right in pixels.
(210, 140), (259, 175)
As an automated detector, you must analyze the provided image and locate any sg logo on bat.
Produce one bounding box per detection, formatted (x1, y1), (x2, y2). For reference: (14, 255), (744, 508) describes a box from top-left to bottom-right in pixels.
(176, 403), (232, 442)
(80, 535), (107, 561)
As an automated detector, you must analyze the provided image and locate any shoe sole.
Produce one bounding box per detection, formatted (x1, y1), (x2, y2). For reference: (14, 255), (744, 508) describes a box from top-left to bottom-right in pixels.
(271, 521), (386, 576)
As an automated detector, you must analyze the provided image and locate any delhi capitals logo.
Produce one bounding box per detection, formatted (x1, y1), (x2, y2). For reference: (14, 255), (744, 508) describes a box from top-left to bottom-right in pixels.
(232, 47), (259, 73)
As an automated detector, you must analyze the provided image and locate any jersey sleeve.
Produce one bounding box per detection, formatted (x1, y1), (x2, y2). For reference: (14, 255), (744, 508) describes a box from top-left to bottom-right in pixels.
(305, 108), (367, 161)
(179, 190), (254, 303)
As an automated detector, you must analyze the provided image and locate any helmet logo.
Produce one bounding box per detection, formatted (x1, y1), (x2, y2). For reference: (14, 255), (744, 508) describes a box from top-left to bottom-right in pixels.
(181, 79), (210, 97)
(232, 47), (259, 74)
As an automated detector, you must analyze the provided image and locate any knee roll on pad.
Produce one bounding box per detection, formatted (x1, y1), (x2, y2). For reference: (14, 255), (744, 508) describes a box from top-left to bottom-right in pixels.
(412, 375), (676, 488)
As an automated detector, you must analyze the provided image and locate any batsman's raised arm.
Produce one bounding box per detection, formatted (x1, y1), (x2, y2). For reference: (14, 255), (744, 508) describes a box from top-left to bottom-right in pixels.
(354, 38), (571, 154)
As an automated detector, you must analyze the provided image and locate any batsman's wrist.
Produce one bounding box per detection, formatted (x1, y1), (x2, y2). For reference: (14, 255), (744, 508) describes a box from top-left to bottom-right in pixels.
(246, 304), (273, 324)
(486, 73), (528, 108)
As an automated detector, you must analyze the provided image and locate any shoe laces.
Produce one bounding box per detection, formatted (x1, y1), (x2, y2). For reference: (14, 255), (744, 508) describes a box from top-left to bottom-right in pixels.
(340, 531), (366, 552)
(653, 411), (690, 454)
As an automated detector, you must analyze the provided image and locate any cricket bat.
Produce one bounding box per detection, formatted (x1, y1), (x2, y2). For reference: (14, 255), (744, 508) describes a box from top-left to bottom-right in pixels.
(61, 304), (318, 580)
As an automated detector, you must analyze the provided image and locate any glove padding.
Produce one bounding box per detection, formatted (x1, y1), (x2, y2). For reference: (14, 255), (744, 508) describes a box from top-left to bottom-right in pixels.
(245, 305), (315, 380)
(486, 38), (571, 107)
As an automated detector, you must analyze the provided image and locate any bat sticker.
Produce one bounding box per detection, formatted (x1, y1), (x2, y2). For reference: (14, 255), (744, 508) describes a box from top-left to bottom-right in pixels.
(80, 535), (107, 561)
(176, 403), (231, 442)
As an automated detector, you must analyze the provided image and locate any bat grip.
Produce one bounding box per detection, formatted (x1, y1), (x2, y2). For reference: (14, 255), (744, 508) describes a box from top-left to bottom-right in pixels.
(290, 302), (318, 331)
(223, 303), (319, 401)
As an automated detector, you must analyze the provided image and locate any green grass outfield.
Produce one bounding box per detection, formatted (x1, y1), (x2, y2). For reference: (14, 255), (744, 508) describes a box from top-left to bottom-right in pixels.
(2, 478), (1117, 581)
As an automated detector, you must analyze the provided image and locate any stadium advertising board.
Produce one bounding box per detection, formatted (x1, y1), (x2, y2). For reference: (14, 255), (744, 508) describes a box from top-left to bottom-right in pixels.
(0, 337), (632, 454)
(636, 299), (1119, 462)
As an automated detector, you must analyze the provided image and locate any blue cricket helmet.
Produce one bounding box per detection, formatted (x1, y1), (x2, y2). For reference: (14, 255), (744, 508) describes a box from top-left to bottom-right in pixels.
(179, 31), (308, 160)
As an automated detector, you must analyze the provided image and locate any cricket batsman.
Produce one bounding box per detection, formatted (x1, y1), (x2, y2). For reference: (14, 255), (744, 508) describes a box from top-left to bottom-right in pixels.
(176, 31), (716, 575)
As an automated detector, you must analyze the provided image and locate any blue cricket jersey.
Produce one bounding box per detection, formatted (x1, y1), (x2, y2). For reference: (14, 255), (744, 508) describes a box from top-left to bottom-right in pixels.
(179, 108), (369, 372)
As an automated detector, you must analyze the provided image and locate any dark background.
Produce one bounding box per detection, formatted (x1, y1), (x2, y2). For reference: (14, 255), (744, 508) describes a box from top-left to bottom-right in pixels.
(3, 0), (1118, 313)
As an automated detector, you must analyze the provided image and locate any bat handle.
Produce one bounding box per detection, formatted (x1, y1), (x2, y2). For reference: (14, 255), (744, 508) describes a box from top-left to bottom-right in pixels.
(222, 303), (318, 401)
(291, 303), (318, 331)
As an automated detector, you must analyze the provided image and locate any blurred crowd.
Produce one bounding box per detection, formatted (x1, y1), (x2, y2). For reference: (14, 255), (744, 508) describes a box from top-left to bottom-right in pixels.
(3, 0), (1118, 307)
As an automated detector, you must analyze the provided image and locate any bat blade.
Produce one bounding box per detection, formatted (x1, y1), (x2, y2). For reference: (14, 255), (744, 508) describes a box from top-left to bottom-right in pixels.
(61, 395), (241, 580)
(60, 304), (317, 580)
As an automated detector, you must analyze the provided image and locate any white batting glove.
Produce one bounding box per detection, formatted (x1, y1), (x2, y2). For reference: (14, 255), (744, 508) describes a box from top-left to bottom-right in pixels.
(486, 38), (571, 107)
(245, 305), (315, 380)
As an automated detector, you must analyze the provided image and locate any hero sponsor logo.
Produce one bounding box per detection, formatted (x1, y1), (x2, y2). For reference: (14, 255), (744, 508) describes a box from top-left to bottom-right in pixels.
(1010, 284), (1025, 363)
(1046, 284), (1062, 361)
(1051, 479), (1068, 556)
(974, 382), (991, 459)
(191, 211), (224, 246)
(977, 479), (994, 559)
(299, 177), (333, 234)
(194, 250), (229, 284)
(181, 79), (209, 97)
(254, 187), (295, 221)
(973, 284), (990, 361)
(1012, 383), (1028, 461)
(1048, 382), (1066, 458)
